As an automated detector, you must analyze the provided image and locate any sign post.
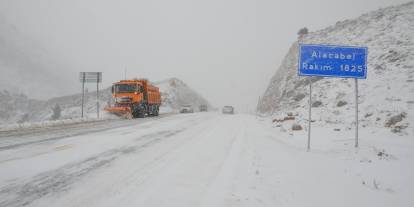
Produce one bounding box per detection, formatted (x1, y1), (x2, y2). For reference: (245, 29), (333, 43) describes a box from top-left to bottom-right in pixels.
(355, 78), (359, 148)
(79, 72), (102, 119)
(308, 78), (312, 151)
(81, 73), (85, 118)
(298, 44), (367, 150)
(96, 73), (100, 118)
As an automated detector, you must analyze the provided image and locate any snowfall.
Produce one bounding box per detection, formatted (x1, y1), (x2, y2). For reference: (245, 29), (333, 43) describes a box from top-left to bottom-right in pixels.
(0, 111), (413, 207)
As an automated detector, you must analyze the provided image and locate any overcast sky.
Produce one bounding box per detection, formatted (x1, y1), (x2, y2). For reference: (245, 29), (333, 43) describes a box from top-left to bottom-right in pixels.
(0, 0), (410, 111)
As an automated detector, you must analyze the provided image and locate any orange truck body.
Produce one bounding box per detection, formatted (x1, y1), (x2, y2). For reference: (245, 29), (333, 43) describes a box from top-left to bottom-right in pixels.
(104, 79), (161, 118)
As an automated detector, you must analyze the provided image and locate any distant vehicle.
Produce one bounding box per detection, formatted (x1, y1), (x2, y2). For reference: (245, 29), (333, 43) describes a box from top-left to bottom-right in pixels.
(104, 79), (161, 118)
(199, 105), (208, 112)
(222, 106), (234, 114)
(180, 105), (194, 113)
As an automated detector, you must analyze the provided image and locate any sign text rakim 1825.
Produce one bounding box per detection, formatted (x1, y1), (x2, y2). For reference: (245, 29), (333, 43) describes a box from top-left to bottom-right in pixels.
(298, 44), (367, 79)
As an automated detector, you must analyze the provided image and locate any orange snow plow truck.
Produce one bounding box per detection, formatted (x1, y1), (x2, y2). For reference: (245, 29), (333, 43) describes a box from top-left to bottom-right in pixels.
(104, 79), (161, 118)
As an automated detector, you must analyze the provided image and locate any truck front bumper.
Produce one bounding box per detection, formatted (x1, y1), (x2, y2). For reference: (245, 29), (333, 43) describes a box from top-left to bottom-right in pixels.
(104, 106), (132, 116)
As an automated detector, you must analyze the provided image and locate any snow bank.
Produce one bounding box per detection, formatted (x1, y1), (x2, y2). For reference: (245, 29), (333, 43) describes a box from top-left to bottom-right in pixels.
(0, 114), (119, 132)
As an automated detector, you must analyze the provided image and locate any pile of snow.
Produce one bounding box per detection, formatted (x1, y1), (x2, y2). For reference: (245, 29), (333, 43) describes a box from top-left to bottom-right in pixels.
(0, 116), (117, 132)
(155, 78), (212, 112)
(257, 1), (414, 135)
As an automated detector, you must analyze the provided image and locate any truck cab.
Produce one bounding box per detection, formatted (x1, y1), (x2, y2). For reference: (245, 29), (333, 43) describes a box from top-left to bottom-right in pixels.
(112, 82), (144, 104)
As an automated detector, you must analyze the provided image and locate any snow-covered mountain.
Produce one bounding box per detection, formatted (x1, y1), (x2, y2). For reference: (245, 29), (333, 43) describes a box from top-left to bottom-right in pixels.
(155, 78), (212, 112)
(257, 1), (414, 134)
(0, 78), (211, 125)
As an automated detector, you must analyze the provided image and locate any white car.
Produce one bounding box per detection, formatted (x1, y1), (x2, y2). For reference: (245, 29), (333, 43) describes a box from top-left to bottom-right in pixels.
(222, 106), (234, 114)
(180, 105), (194, 113)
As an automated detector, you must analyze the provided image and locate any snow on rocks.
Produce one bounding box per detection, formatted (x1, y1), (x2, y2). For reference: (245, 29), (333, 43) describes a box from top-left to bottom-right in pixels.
(257, 1), (414, 135)
(155, 78), (212, 112)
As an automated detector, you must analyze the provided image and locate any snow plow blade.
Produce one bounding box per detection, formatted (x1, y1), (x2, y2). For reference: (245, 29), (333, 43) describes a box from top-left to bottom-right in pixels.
(104, 106), (132, 119)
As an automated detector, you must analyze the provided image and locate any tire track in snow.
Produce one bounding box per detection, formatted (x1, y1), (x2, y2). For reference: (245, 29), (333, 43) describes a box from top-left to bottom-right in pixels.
(199, 118), (246, 207)
(0, 114), (173, 150)
(30, 114), (220, 207)
(0, 128), (186, 207)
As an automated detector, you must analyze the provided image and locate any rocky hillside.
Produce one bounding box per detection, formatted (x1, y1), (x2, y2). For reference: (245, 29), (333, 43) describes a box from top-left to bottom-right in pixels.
(0, 88), (113, 125)
(257, 1), (414, 134)
(0, 78), (211, 125)
(0, 91), (43, 124)
(156, 78), (212, 112)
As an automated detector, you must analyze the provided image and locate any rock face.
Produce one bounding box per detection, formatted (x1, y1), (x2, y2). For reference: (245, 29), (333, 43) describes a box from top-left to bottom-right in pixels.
(292, 124), (303, 131)
(257, 1), (414, 133)
(312, 101), (323, 108)
(336, 101), (348, 107)
(385, 113), (407, 127)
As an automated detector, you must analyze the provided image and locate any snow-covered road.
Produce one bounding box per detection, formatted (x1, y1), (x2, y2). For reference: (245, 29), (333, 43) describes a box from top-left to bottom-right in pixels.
(0, 113), (413, 207)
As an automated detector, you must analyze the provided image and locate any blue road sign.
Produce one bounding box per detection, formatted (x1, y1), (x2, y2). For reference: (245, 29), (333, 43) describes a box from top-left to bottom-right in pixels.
(298, 44), (367, 79)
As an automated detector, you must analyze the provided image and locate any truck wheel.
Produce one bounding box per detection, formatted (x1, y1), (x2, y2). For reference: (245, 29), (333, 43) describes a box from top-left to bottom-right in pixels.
(132, 111), (139, 118)
(132, 109), (145, 118)
(155, 106), (159, 116)
(148, 105), (154, 117)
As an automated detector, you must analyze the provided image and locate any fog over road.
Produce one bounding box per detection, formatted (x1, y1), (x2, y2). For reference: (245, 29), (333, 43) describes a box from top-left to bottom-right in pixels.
(0, 113), (412, 207)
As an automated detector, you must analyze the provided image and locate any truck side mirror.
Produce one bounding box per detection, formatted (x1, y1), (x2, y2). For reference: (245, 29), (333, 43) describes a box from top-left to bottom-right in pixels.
(111, 86), (114, 93)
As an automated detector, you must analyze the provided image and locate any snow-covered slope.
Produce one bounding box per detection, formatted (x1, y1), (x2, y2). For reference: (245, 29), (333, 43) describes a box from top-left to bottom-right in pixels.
(0, 88), (113, 125)
(156, 78), (212, 112)
(0, 78), (211, 125)
(257, 1), (414, 134)
(0, 91), (43, 124)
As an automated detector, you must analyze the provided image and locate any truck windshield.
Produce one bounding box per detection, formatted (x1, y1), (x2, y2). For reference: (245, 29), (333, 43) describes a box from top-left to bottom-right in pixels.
(115, 84), (137, 93)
